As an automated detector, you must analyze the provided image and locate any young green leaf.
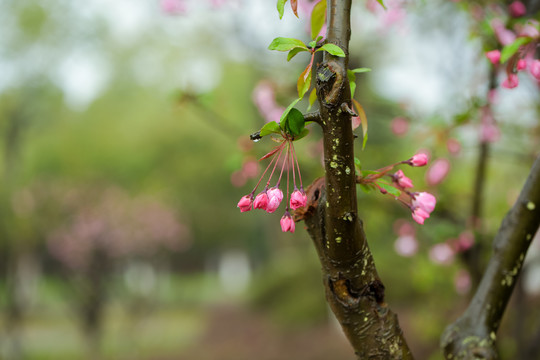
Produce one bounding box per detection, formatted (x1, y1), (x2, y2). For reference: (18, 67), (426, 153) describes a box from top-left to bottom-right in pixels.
(280, 98), (301, 123)
(378, 182), (401, 197)
(376, 0), (387, 10)
(260, 121), (282, 137)
(500, 37), (532, 63)
(307, 88), (317, 111)
(284, 108), (305, 136)
(316, 43), (346, 57)
(347, 70), (356, 98)
(297, 62), (313, 99)
(350, 68), (371, 73)
(268, 37), (308, 52)
(354, 157), (362, 170)
(352, 99), (368, 150)
(310, 0), (326, 39)
(287, 47), (309, 61)
(293, 127), (309, 141)
(359, 184), (375, 194)
(277, 0), (287, 19)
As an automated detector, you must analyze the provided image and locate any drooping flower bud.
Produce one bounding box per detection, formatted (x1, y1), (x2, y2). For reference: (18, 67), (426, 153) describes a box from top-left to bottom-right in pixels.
(425, 158), (450, 186)
(237, 194), (253, 212)
(485, 50), (501, 65)
(393, 169), (414, 188)
(408, 153), (428, 167)
(266, 187), (283, 213)
(508, 1), (526, 17)
(253, 191), (269, 210)
(530, 60), (540, 80)
(280, 212), (295, 233)
(502, 73), (519, 89)
(411, 207), (430, 225)
(412, 192), (437, 214)
(290, 188), (307, 210)
(516, 59), (527, 71)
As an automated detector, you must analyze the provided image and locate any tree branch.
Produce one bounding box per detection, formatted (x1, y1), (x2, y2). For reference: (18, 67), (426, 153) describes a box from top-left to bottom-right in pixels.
(298, 1), (413, 358)
(441, 154), (540, 359)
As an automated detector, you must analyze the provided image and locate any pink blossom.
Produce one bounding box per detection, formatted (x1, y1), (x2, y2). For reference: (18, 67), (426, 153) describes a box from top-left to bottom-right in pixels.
(280, 212), (295, 233)
(242, 160), (259, 179)
(394, 235), (418, 257)
(491, 19), (516, 46)
(454, 269), (472, 294)
(412, 192), (436, 213)
(390, 117), (409, 137)
(517, 59), (527, 71)
(530, 60), (540, 80)
(394, 169), (413, 188)
(290, 188), (307, 210)
(161, 0), (187, 14)
(408, 153), (428, 167)
(237, 195), (253, 212)
(411, 207), (430, 225)
(485, 50), (501, 65)
(480, 107), (500, 143)
(456, 231), (475, 252)
(429, 243), (455, 265)
(266, 187), (283, 213)
(393, 219), (415, 236)
(253, 191), (269, 210)
(446, 138), (461, 155)
(509, 1), (526, 17)
(518, 24), (540, 38)
(502, 73), (519, 89)
(425, 158), (450, 186)
(252, 81), (285, 123)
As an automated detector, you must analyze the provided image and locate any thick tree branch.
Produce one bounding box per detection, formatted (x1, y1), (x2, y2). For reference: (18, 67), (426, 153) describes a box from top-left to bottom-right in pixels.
(441, 154), (540, 359)
(299, 1), (413, 358)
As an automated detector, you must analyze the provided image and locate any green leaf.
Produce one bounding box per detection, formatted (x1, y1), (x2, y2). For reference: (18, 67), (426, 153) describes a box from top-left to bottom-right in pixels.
(293, 127), (309, 141)
(500, 37), (532, 63)
(268, 37), (308, 52)
(287, 47), (309, 61)
(307, 88), (317, 111)
(316, 43), (346, 57)
(284, 108), (305, 136)
(378, 182), (401, 197)
(277, 0), (287, 19)
(297, 63), (313, 99)
(260, 121), (281, 137)
(352, 99), (368, 150)
(359, 184), (374, 194)
(376, 0), (387, 10)
(347, 70), (356, 98)
(310, 0), (326, 39)
(354, 157), (362, 170)
(280, 98), (301, 123)
(350, 68), (371, 73)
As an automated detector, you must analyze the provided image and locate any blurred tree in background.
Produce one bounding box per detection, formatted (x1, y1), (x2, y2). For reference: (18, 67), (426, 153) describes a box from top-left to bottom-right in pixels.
(0, 0), (538, 359)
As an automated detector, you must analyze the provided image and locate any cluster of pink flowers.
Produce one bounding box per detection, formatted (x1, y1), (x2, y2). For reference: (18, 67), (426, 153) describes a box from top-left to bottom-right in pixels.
(483, 2), (540, 89)
(237, 137), (307, 233)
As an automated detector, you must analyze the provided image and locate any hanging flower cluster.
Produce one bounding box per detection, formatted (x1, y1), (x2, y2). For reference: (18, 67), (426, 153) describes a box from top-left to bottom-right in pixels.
(357, 153), (437, 225)
(237, 135), (307, 233)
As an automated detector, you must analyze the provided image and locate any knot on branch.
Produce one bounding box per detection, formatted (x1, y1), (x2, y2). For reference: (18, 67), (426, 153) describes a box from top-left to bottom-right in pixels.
(441, 320), (499, 360)
(316, 60), (345, 106)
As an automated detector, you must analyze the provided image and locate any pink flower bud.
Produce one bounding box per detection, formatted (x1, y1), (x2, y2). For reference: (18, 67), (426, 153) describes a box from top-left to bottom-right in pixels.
(390, 117), (409, 137)
(411, 207), (430, 225)
(408, 153), (428, 167)
(394, 235), (418, 257)
(491, 19), (516, 46)
(429, 243), (455, 265)
(412, 192), (436, 214)
(237, 194), (253, 212)
(280, 212), (295, 233)
(530, 60), (540, 80)
(290, 188), (307, 210)
(502, 73), (519, 89)
(425, 158), (451, 186)
(394, 169), (414, 188)
(266, 187), (283, 213)
(516, 59), (527, 71)
(253, 191), (269, 210)
(446, 138), (461, 155)
(485, 50), (501, 65)
(509, 1), (526, 17)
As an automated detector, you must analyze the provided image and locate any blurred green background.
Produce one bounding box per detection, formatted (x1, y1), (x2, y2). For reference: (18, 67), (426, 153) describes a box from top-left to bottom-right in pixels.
(1, 0), (539, 359)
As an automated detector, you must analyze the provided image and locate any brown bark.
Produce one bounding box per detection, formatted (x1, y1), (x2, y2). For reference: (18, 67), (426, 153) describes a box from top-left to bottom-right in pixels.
(298, 1), (413, 358)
